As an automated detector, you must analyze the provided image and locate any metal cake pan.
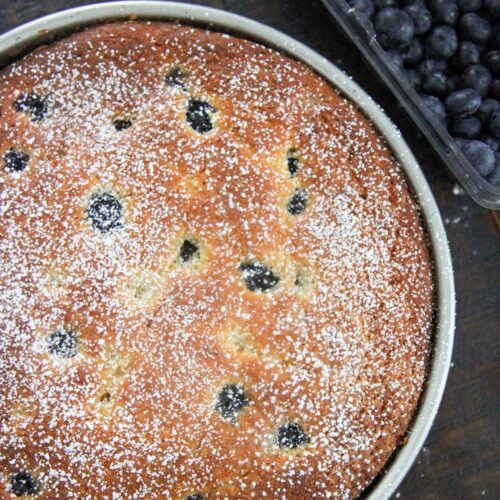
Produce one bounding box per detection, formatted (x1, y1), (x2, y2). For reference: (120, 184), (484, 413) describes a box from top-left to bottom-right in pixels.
(0, 2), (456, 498)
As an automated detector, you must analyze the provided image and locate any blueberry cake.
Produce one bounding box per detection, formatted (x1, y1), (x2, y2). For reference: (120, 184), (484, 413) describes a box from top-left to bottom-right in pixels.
(0, 22), (434, 498)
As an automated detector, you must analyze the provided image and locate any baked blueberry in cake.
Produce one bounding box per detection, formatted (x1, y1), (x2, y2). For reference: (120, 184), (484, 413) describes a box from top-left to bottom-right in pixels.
(0, 21), (433, 498)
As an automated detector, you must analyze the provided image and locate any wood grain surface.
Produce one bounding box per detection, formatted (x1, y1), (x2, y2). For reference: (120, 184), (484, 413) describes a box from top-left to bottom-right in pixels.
(1, 0), (498, 498)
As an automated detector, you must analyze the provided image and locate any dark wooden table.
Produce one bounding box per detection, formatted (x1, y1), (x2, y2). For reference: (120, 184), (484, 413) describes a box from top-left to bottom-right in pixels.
(1, 0), (499, 498)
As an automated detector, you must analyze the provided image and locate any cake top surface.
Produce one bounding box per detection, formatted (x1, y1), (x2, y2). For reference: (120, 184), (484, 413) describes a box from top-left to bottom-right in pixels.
(0, 21), (433, 499)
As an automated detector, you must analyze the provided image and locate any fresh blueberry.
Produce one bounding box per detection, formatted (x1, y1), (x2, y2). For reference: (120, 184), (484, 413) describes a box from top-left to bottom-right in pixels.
(374, 0), (400, 7)
(450, 116), (482, 138)
(454, 136), (468, 148)
(386, 50), (404, 69)
(419, 58), (447, 75)
(47, 328), (78, 358)
(492, 79), (500, 100)
(404, 68), (423, 90)
(487, 155), (500, 185)
(445, 88), (482, 118)
(215, 384), (250, 420)
(374, 8), (415, 49)
(349, 0), (376, 18)
(483, 51), (500, 78)
(87, 192), (124, 234)
(456, 0), (481, 12)
(3, 149), (29, 173)
(458, 13), (492, 45)
(179, 239), (199, 263)
(422, 73), (449, 96)
(403, 39), (424, 65)
(459, 64), (492, 97)
(287, 149), (300, 177)
(455, 41), (481, 70)
(476, 98), (500, 125)
(482, 133), (500, 151)
(426, 26), (458, 59)
(113, 118), (132, 131)
(484, 0), (500, 20)
(277, 422), (309, 449)
(9, 471), (38, 496)
(429, 0), (459, 26)
(240, 262), (279, 292)
(165, 67), (187, 89)
(491, 25), (500, 50)
(490, 110), (500, 138)
(287, 189), (308, 215)
(186, 99), (216, 134)
(447, 74), (459, 94)
(421, 94), (447, 121)
(403, 4), (432, 34)
(460, 139), (495, 175)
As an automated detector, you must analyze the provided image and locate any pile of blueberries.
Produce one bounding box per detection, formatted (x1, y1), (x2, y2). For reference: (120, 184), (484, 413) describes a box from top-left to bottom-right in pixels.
(348, 0), (500, 185)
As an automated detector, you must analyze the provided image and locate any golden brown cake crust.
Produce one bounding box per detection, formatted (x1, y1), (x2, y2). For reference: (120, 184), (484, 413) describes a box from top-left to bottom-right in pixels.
(0, 21), (433, 499)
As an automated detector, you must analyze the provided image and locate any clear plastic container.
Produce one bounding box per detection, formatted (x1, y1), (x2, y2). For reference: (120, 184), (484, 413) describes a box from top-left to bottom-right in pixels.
(321, 0), (500, 210)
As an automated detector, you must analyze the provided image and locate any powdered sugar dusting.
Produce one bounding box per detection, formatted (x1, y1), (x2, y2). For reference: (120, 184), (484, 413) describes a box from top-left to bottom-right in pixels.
(0, 22), (433, 499)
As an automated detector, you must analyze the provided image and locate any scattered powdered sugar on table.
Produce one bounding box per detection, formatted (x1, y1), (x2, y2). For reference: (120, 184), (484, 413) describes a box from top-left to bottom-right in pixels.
(0, 22), (433, 499)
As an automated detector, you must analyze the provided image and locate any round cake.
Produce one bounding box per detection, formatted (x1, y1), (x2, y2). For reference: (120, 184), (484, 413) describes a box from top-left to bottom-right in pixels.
(0, 21), (434, 499)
